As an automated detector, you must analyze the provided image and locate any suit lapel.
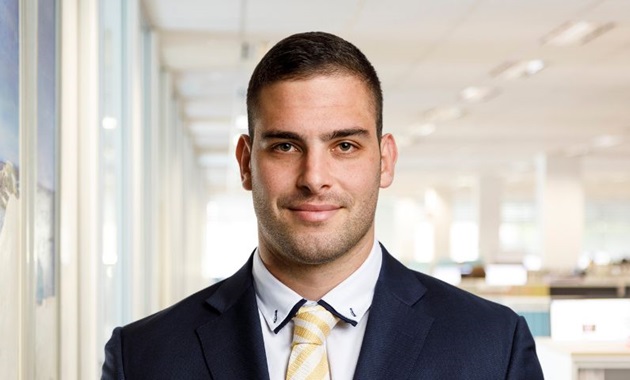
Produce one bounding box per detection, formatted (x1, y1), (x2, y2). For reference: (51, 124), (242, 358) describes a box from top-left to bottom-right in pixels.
(196, 257), (270, 380)
(354, 246), (435, 380)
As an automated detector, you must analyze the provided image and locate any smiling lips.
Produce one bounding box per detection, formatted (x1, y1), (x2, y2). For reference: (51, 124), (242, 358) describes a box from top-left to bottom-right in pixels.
(288, 203), (341, 223)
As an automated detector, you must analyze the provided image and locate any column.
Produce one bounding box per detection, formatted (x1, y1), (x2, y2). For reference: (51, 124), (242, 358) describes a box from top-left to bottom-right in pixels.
(477, 176), (503, 265)
(536, 154), (584, 271)
(425, 187), (453, 264)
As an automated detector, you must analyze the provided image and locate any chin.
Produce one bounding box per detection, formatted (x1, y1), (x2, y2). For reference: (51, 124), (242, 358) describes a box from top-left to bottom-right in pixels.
(281, 235), (354, 264)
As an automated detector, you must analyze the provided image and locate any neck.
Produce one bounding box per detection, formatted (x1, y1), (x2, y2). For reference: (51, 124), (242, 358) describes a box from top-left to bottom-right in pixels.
(259, 236), (374, 300)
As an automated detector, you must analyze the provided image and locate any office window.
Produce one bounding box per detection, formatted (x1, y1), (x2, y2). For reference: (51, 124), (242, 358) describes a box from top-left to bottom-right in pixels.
(450, 194), (479, 263)
(584, 200), (630, 263)
(35, 0), (59, 377)
(500, 200), (538, 258)
(99, 0), (131, 350)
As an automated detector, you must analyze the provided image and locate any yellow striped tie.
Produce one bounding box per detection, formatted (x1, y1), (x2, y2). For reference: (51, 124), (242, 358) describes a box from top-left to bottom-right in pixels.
(286, 304), (339, 380)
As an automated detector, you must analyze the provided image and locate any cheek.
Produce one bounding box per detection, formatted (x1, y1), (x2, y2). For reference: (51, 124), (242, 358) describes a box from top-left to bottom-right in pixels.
(252, 160), (288, 195)
(337, 161), (381, 189)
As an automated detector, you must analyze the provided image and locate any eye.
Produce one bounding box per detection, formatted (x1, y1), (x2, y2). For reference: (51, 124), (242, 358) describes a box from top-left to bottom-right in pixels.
(274, 142), (296, 152)
(337, 141), (355, 152)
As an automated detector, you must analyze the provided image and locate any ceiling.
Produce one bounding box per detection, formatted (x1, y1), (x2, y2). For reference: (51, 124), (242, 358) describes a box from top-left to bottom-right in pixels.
(142, 0), (630, 198)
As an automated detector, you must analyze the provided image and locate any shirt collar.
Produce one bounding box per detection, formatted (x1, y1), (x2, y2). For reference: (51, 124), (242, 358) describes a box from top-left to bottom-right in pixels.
(252, 240), (382, 334)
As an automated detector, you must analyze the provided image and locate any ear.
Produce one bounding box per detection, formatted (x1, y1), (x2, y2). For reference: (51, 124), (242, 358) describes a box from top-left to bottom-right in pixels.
(235, 134), (253, 190)
(379, 133), (398, 188)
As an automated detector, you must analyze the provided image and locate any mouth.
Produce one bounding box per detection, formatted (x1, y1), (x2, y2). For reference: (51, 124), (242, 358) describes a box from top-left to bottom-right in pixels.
(287, 203), (341, 223)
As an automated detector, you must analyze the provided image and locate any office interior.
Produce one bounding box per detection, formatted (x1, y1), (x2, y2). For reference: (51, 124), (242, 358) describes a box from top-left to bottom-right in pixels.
(1, 0), (629, 378)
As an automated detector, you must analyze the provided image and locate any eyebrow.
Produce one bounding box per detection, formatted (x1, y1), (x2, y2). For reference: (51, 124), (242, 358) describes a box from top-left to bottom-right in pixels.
(260, 131), (303, 141)
(260, 128), (370, 142)
(322, 128), (370, 141)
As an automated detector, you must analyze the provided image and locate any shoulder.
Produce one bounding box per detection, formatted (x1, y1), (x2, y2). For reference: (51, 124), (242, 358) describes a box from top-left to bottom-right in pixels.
(123, 254), (256, 337)
(102, 281), (230, 379)
(408, 270), (543, 379)
(102, 257), (259, 378)
(378, 247), (519, 327)
(412, 269), (519, 322)
(123, 281), (225, 336)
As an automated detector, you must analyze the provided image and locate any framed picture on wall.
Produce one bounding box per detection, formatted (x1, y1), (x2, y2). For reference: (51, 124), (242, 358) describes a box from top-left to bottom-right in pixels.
(0, 0), (19, 237)
(0, 0), (20, 377)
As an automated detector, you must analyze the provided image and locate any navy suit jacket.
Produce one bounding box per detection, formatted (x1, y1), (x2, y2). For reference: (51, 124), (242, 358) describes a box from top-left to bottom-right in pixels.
(102, 246), (544, 379)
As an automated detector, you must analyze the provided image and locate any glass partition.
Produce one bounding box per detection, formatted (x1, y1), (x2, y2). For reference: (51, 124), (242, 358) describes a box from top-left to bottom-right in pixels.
(35, 0), (59, 377)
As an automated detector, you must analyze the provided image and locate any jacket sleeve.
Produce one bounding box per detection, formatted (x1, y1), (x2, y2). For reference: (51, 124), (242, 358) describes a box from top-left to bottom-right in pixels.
(101, 327), (125, 380)
(506, 316), (544, 379)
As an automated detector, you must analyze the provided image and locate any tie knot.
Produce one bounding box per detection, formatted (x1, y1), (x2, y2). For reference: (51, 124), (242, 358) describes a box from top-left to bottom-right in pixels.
(292, 304), (339, 345)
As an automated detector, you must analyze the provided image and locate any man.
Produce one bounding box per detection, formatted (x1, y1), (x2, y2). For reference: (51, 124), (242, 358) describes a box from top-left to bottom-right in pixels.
(102, 32), (544, 379)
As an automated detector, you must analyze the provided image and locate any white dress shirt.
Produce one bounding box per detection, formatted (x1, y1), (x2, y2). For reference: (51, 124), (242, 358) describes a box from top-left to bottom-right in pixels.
(252, 240), (383, 380)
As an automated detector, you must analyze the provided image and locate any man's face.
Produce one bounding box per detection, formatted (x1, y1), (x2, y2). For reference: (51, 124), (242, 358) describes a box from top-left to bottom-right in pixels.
(236, 74), (397, 267)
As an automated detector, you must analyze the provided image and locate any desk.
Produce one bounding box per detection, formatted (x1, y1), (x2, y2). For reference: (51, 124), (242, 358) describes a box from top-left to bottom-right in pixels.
(536, 338), (630, 380)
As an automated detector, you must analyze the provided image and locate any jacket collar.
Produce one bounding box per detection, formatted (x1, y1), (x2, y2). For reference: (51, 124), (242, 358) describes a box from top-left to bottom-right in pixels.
(197, 254), (270, 380)
(353, 244), (435, 379)
(196, 245), (435, 380)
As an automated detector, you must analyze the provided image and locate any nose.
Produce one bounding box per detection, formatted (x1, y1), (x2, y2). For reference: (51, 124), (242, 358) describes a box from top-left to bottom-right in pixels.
(296, 149), (331, 195)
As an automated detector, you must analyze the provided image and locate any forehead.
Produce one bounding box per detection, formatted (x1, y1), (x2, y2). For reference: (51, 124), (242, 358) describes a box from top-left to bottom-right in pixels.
(254, 74), (376, 128)
(265, 74), (368, 100)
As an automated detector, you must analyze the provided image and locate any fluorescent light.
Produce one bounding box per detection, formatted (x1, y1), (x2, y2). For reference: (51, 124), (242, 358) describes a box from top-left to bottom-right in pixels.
(592, 135), (623, 148)
(409, 123), (436, 137)
(526, 60), (545, 74)
(421, 106), (464, 123)
(102, 116), (118, 130)
(490, 59), (545, 79)
(542, 21), (615, 46)
(459, 86), (498, 103)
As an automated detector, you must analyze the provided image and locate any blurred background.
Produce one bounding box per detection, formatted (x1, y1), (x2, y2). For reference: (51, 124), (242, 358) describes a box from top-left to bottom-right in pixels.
(1, 0), (629, 378)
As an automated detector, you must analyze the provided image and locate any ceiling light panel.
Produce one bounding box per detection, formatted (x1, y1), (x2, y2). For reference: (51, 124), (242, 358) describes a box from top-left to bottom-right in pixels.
(421, 106), (465, 123)
(409, 123), (437, 138)
(459, 86), (499, 103)
(490, 59), (545, 79)
(592, 135), (624, 149)
(542, 21), (615, 46)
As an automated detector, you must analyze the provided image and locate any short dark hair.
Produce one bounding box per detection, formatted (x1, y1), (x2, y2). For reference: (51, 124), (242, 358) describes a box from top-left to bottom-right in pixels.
(246, 31), (383, 140)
